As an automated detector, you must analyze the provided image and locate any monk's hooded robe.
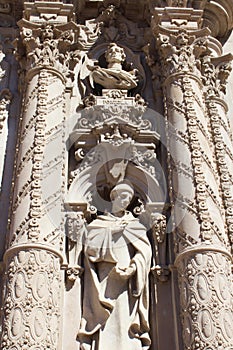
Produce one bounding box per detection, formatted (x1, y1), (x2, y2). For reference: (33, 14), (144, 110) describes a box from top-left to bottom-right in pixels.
(78, 211), (151, 350)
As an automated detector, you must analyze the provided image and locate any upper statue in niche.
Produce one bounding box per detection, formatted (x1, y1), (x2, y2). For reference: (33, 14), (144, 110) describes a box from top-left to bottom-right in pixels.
(89, 43), (138, 90)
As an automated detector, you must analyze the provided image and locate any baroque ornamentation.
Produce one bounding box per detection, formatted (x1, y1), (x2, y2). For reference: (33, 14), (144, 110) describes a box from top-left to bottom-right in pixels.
(176, 251), (233, 350)
(200, 52), (233, 249)
(0, 89), (12, 131)
(201, 55), (233, 96)
(156, 26), (226, 247)
(15, 21), (100, 81)
(1, 249), (62, 350)
(206, 99), (233, 249)
(156, 29), (209, 78)
(93, 4), (147, 50)
(27, 70), (48, 241)
(65, 212), (86, 281)
(79, 93), (149, 130)
(150, 213), (170, 282)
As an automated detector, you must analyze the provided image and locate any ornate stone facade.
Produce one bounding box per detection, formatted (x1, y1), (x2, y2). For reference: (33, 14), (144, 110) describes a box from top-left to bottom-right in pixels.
(0, 1), (233, 350)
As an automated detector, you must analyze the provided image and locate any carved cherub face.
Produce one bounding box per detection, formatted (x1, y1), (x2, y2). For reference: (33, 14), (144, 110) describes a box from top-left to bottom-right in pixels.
(105, 43), (126, 64)
(110, 183), (134, 213)
(41, 26), (54, 41)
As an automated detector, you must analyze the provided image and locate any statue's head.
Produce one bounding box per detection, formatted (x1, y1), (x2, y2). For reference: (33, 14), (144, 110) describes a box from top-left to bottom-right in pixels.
(110, 182), (134, 213)
(105, 43), (126, 65)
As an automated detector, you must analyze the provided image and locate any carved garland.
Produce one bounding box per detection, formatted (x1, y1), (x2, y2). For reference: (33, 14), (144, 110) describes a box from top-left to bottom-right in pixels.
(28, 70), (48, 241)
(207, 99), (233, 248)
(201, 57), (233, 249)
(181, 76), (215, 242)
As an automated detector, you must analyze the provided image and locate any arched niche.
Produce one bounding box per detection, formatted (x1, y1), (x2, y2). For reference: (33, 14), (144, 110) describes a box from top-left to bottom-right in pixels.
(87, 42), (146, 94)
(66, 161), (166, 215)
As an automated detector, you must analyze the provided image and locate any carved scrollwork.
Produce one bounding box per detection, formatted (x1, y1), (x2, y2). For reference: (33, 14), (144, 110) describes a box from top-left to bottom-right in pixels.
(201, 55), (233, 96)
(66, 266), (84, 282)
(15, 21), (100, 80)
(78, 102), (150, 130)
(156, 29), (209, 78)
(150, 213), (170, 282)
(65, 212), (86, 282)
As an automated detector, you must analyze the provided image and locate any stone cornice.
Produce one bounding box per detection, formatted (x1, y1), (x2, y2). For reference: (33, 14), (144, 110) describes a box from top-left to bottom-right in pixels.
(8, 1), (233, 40)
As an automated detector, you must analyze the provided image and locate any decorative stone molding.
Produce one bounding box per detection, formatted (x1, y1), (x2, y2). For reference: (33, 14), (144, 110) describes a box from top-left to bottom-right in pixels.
(1, 4), (81, 348)
(201, 53), (233, 251)
(80, 91), (149, 129)
(0, 2), (232, 350)
(149, 0), (233, 38)
(23, 1), (75, 24)
(201, 54), (233, 97)
(155, 28), (209, 78)
(91, 4), (148, 50)
(150, 213), (170, 282)
(0, 89), (12, 131)
(176, 250), (233, 350)
(68, 87), (163, 208)
(1, 249), (62, 350)
(65, 211), (85, 281)
(15, 21), (98, 82)
(152, 27), (223, 247)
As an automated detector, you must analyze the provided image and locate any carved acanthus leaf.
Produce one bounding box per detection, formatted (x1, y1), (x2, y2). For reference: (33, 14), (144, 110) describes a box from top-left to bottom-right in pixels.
(156, 29), (209, 77)
(201, 54), (233, 96)
(15, 21), (100, 78)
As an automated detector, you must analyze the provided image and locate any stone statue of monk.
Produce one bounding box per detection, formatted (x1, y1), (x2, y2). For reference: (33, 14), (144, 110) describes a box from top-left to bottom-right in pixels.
(89, 43), (138, 90)
(78, 182), (151, 350)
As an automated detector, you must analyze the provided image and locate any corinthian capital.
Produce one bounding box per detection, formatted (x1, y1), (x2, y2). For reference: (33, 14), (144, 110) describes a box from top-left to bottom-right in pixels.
(14, 20), (100, 80)
(155, 28), (209, 77)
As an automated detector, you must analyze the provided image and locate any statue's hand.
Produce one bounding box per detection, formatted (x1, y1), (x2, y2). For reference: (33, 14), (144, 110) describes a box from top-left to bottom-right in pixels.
(112, 264), (136, 280)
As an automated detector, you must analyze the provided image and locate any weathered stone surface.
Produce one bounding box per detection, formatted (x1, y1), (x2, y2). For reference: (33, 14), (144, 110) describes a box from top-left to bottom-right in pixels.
(0, 1), (232, 350)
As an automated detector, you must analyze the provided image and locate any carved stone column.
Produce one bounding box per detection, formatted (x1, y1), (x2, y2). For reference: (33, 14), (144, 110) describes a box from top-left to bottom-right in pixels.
(0, 42), (12, 186)
(151, 8), (233, 350)
(201, 54), (233, 249)
(0, 2), (82, 349)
